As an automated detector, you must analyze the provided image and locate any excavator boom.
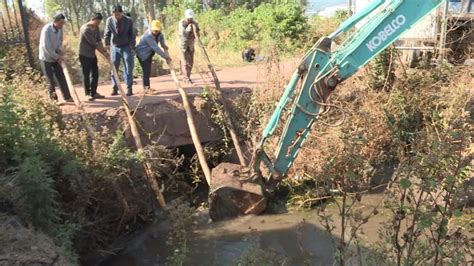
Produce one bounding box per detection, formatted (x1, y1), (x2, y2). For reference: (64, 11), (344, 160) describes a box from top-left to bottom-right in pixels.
(209, 0), (445, 221)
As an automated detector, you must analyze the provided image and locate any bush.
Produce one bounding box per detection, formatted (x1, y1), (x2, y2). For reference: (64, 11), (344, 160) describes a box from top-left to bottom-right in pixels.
(0, 73), (79, 257)
(163, 3), (308, 54)
(0, 68), (179, 259)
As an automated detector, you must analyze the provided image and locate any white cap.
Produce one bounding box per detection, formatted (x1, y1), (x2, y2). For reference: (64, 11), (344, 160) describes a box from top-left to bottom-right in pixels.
(185, 9), (194, 19)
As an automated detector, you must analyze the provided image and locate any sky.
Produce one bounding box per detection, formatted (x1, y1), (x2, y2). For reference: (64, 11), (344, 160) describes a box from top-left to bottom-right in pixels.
(25, 0), (46, 18)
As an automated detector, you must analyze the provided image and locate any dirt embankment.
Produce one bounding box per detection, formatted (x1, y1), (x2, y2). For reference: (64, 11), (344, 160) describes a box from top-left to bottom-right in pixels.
(0, 216), (70, 265)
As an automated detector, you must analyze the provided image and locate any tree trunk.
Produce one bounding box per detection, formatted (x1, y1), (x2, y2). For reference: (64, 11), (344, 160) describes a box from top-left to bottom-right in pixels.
(146, 0), (155, 23)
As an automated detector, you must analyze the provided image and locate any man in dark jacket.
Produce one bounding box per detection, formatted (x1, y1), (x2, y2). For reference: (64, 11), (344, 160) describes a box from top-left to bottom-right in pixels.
(79, 13), (108, 101)
(104, 4), (136, 96)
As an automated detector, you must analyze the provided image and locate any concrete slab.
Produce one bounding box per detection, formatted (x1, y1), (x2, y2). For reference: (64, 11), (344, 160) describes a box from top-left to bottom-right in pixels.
(59, 60), (298, 115)
(60, 60), (299, 147)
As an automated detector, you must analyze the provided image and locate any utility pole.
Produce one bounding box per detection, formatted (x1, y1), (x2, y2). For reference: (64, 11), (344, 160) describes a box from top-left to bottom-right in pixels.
(17, 0), (34, 68)
(438, 0), (449, 64)
(348, 0), (353, 16)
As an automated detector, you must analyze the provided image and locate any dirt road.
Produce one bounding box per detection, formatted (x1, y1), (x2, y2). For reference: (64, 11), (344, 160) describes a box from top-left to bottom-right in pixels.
(60, 59), (299, 114)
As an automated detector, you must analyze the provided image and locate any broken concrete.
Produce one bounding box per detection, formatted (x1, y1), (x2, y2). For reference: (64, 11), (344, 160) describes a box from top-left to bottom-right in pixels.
(59, 60), (298, 147)
(74, 88), (250, 147)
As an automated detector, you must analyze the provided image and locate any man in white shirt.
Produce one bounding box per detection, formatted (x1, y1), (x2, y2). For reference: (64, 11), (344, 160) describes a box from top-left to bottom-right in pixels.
(39, 13), (72, 102)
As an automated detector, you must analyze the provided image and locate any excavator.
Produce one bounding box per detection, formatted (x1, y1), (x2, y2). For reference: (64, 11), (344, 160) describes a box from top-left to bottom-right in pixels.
(208, 0), (446, 221)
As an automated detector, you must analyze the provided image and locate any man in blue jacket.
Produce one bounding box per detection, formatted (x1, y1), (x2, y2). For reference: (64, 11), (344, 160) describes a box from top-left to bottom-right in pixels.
(104, 4), (136, 96)
(136, 20), (171, 93)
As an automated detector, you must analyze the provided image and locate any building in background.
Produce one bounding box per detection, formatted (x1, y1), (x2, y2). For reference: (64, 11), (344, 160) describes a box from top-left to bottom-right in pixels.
(353, 0), (473, 65)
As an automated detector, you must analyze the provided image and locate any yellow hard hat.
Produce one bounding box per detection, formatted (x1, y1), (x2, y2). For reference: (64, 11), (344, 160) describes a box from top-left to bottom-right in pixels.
(151, 20), (161, 31)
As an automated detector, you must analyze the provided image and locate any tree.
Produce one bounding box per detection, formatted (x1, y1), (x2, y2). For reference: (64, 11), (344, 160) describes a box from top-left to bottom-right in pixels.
(144, 0), (155, 23)
(44, 0), (61, 17)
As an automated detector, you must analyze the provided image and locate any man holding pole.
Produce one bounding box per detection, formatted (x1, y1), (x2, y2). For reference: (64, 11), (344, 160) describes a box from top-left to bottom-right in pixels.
(104, 4), (136, 96)
(136, 20), (172, 93)
(79, 13), (108, 101)
(178, 9), (199, 84)
(38, 13), (72, 102)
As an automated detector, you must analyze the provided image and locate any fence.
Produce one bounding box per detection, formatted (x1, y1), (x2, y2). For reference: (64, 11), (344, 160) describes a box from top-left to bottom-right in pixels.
(0, 0), (34, 67)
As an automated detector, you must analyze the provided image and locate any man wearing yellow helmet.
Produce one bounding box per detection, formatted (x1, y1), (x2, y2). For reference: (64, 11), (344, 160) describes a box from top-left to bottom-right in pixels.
(135, 20), (171, 92)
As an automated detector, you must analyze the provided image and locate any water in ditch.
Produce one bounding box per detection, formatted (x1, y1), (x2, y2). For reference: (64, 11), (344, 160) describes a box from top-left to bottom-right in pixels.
(100, 194), (387, 266)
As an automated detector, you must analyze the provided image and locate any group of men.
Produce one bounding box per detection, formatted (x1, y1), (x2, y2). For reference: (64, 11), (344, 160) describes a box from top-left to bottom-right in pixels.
(38, 5), (199, 102)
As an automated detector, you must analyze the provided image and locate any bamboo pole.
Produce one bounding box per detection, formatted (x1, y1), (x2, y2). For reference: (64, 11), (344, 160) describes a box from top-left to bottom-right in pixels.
(106, 57), (167, 208)
(168, 60), (212, 185)
(62, 60), (142, 214)
(60, 61), (98, 137)
(192, 26), (247, 166)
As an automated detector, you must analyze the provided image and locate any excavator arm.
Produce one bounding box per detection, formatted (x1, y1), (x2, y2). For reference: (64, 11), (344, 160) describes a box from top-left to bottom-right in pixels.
(209, 0), (445, 221)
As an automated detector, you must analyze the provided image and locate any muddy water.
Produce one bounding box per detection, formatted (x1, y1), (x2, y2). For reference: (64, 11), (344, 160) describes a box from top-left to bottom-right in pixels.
(101, 194), (386, 266)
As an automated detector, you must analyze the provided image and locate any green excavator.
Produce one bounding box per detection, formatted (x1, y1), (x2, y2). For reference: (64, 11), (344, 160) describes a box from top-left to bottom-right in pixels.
(209, 0), (446, 220)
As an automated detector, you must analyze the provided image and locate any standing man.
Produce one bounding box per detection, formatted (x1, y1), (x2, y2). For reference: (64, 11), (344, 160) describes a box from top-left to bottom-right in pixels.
(178, 9), (199, 84)
(136, 20), (172, 92)
(104, 4), (136, 96)
(79, 13), (108, 101)
(39, 13), (72, 102)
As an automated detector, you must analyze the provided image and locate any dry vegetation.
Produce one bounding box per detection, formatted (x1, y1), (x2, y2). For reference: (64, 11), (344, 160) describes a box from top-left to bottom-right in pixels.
(219, 49), (473, 264)
(1, 3), (472, 264)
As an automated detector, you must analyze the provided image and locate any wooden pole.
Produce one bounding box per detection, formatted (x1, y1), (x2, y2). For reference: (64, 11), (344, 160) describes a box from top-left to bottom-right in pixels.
(107, 57), (167, 209)
(438, 1), (449, 64)
(60, 62), (84, 110)
(168, 61), (212, 185)
(60, 61), (99, 136)
(192, 26), (247, 166)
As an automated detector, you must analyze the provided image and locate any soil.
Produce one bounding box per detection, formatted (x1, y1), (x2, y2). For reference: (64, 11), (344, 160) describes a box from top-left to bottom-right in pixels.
(0, 216), (70, 265)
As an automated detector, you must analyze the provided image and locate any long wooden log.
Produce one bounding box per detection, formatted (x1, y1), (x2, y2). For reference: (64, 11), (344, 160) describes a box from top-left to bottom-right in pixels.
(168, 61), (212, 185)
(192, 26), (246, 166)
(60, 62), (83, 110)
(107, 58), (167, 209)
(60, 61), (97, 136)
(62, 61), (137, 214)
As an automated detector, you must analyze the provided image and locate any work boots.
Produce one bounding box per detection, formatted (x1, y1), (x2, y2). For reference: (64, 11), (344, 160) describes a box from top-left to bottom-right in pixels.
(49, 91), (59, 101)
(111, 85), (133, 96)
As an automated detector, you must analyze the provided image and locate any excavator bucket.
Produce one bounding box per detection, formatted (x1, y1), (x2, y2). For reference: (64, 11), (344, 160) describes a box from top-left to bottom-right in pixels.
(209, 163), (267, 221)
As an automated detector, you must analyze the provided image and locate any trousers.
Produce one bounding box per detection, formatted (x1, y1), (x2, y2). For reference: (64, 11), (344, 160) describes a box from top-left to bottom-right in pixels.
(180, 45), (194, 79)
(137, 53), (154, 87)
(40, 60), (71, 100)
(111, 45), (134, 88)
(79, 55), (99, 96)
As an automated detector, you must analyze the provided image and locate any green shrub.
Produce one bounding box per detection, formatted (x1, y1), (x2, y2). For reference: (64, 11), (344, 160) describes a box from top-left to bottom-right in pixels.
(163, 3), (308, 54)
(13, 154), (59, 233)
(0, 69), (157, 258)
